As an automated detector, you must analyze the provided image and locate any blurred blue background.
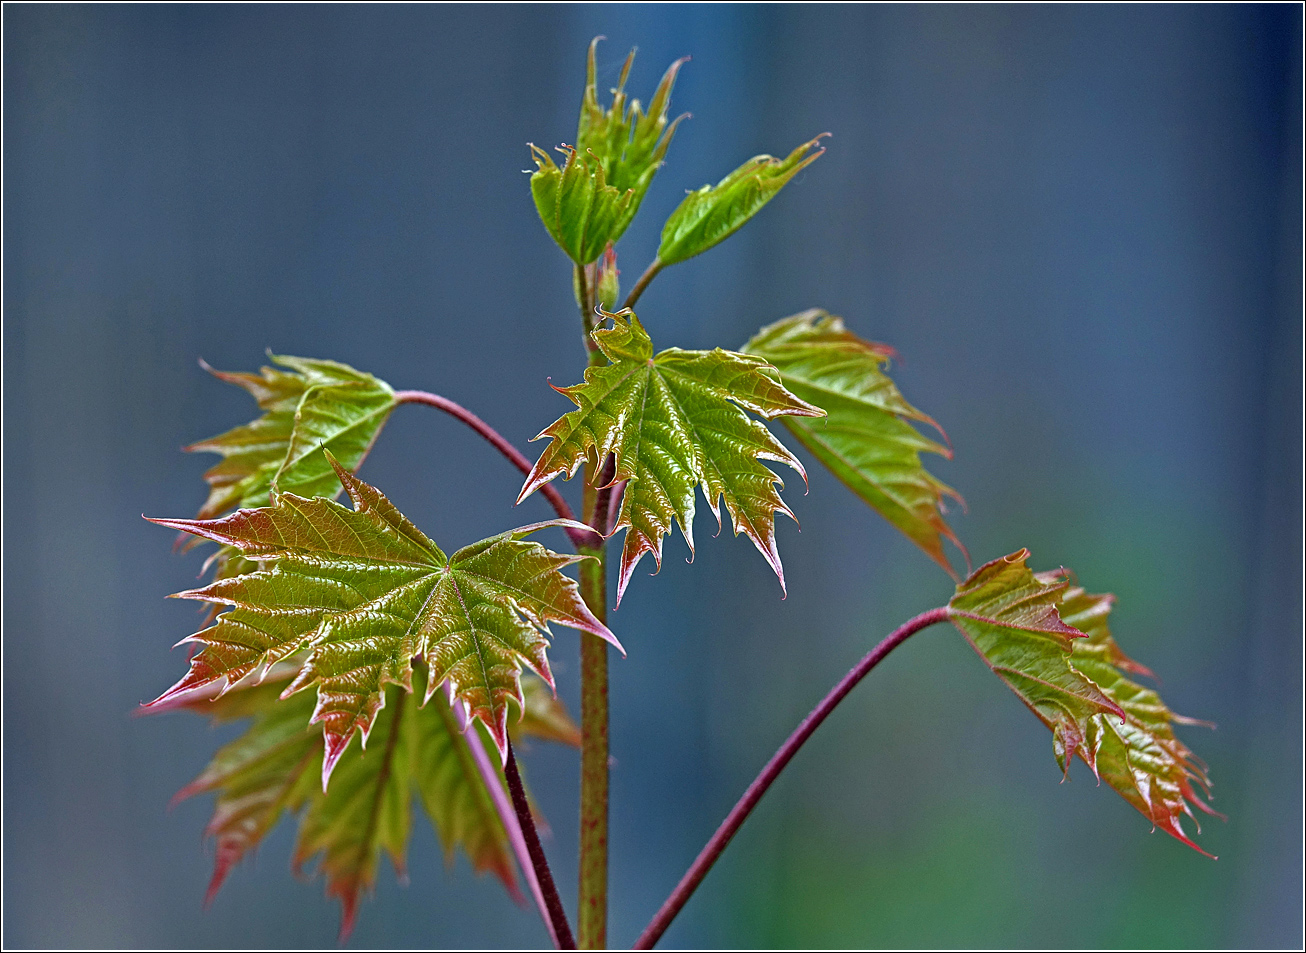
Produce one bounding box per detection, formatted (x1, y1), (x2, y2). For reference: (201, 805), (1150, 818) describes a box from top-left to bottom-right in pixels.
(4, 4), (1301, 948)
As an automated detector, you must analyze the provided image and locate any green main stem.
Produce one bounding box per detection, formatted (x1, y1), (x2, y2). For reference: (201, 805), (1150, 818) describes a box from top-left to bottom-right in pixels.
(576, 263), (610, 950)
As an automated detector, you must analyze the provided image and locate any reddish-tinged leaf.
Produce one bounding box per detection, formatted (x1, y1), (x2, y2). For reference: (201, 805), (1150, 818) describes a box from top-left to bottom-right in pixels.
(950, 551), (1218, 854)
(744, 310), (964, 574)
(519, 308), (823, 604)
(949, 550), (1124, 774)
(148, 454), (618, 784)
(1053, 578), (1222, 854)
(175, 665), (522, 939)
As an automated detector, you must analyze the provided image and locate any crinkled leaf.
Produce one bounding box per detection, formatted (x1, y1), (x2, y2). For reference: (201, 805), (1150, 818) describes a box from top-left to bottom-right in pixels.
(147, 454), (618, 783)
(518, 308), (823, 604)
(575, 38), (687, 211)
(187, 354), (396, 518)
(950, 551), (1217, 854)
(174, 666), (519, 940)
(657, 135), (826, 266)
(744, 310), (964, 574)
(530, 144), (637, 265)
(1053, 577), (1221, 854)
(949, 550), (1124, 769)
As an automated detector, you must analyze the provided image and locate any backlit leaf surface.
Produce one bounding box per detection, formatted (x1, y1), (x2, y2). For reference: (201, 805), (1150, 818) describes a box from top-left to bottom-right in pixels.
(174, 666), (518, 939)
(518, 309), (823, 603)
(187, 355), (396, 517)
(744, 310), (963, 574)
(148, 455), (617, 782)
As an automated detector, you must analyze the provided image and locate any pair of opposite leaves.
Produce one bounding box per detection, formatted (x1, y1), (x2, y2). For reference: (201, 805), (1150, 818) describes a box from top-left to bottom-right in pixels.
(531, 38), (828, 267)
(151, 311), (1214, 935)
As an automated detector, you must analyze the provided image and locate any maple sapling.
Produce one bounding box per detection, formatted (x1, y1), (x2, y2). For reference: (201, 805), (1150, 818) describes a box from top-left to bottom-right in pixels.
(146, 37), (1220, 949)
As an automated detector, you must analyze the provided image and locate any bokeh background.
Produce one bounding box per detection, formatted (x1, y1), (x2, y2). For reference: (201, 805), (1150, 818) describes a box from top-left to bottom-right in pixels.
(4, 4), (1301, 949)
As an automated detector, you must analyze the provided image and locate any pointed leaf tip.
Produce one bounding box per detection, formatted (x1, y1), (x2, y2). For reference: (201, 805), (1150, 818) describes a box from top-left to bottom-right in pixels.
(953, 550), (1219, 854)
(526, 311), (814, 602)
(745, 310), (963, 576)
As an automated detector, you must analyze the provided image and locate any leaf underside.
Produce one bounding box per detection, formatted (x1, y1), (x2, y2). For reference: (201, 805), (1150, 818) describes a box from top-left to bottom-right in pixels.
(148, 454), (617, 784)
(744, 310), (964, 575)
(518, 308), (824, 604)
(949, 550), (1219, 854)
(174, 665), (521, 940)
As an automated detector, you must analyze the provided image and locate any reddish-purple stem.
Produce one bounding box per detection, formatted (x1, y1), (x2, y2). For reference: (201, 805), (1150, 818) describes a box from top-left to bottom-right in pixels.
(633, 606), (954, 949)
(394, 390), (600, 549)
(455, 705), (558, 948)
(505, 739), (577, 950)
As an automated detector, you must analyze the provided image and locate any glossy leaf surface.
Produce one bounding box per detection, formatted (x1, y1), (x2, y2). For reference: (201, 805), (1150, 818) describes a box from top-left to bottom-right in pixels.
(175, 667), (518, 939)
(187, 355), (396, 518)
(657, 135), (826, 266)
(148, 456), (617, 781)
(530, 144), (637, 265)
(1054, 577), (1221, 853)
(951, 551), (1217, 853)
(744, 310), (963, 574)
(519, 309), (823, 603)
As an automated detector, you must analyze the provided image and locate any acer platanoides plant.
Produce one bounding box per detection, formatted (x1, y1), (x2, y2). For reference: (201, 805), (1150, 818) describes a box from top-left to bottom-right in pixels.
(146, 37), (1220, 949)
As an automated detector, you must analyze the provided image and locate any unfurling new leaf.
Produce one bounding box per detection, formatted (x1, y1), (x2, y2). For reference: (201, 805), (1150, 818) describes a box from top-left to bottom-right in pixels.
(576, 37), (687, 210)
(657, 135), (826, 266)
(173, 665), (527, 939)
(518, 308), (823, 603)
(949, 550), (1218, 853)
(744, 310), (963, 574)
(187, 354), (397, 518)
(147, 454), (619, 784)
(530, 144), (639, 265)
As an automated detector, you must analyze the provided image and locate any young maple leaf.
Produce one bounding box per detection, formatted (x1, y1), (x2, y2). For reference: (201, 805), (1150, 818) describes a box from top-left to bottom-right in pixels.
(1053, 576), (1222, 854)
(173, 665), (530, 940)
(187, 354), (397, 517)
(518, 308), (824, 604)
(950, 550), (1219, 854)
(743, 310), (965, 575)
(147, 454), (619, 784)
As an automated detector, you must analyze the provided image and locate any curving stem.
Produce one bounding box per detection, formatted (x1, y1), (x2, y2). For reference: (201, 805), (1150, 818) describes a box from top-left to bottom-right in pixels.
(394, 389), (601, 550)
(633, 606), (954, 949)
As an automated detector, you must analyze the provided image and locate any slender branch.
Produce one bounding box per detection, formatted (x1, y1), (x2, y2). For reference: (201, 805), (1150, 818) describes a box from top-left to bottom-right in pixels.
(394, 389), (600, 550)
(457, 706), (559, 949)
(621, 258), (664, 311)
(505, 739), (578, 950)
(576, 260), (612, 950)
(633, 606), (954, 949)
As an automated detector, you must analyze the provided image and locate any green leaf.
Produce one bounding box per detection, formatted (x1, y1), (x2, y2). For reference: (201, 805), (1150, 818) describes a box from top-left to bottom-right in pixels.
(576, 37), (687, 209)
(1054, 577), (1221, 854)
(147, 454), (618, 782)
(743, 310), (964, 574)
(949, 550), (1124, 770)
(518, 308), (823, 604)
(950, 551), (1218, 854)
(173, 665), (520, 940)
(187, 355), (396, 518)
(530, 144), (637, 266)
(657, 135), (827, 266)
